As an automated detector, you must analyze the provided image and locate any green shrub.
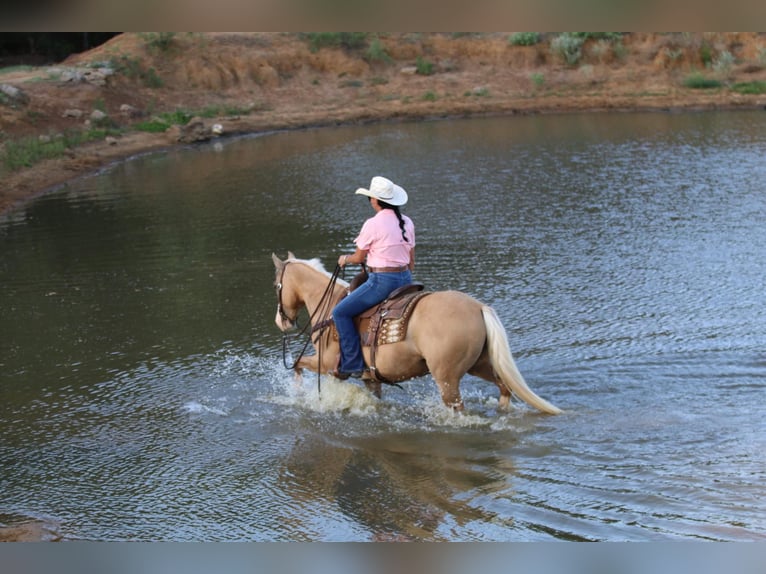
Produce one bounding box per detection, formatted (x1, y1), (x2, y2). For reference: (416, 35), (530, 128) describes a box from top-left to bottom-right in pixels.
(730, 81), (766, 94)
(134, 120), (171, 133)
(160, 109), (194, 125)
(133, 105), (252, 133)
(509, 32), (541, 46)
(1, 129), (119, 172)
(550, 33), (584, 66)
(570, 32), (623, 41)
(133, 109), (191, 133)
(365, 37), (392, 63)
(140, 32), (177, 52)
(303, 33), (368, 52)
(415, 56), (434, 76)
(712, 50), (735, 76)
(699, 42), (714, 67)
(145, 69), (162, 88)
(109, 54), (163, 88)
(2, 137), (66, 170)
(422, 91), (437, 101)
(613, 40), (628, 61)
(683, 72), (723, 89)
(530, 72), (545, 87)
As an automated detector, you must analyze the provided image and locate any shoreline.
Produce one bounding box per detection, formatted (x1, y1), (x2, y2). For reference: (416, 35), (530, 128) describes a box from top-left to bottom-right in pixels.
(3, 32), (766, 217)
(3, 96), (763, 218)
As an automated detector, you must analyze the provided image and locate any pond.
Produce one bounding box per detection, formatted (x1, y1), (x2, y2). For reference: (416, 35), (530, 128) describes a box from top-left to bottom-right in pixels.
(1, 110), (765, 541)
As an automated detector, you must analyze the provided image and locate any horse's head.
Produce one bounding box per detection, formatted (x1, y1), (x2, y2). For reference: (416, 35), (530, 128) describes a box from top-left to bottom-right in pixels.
(272, 252), (303, 331)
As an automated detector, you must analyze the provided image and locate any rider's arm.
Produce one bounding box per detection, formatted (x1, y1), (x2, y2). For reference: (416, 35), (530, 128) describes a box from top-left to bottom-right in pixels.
(338, 247), (368, 267)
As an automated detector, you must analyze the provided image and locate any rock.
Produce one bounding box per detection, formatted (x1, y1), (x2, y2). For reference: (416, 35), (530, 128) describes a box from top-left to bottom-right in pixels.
(0, 83), (29, 106)
(105, 136), (119, 145)
(178, 116), (212, 143)
(62, 108), (84, 118)
(90, 109), (108, 122)
(178, 119), (227, 142)
(165, 125), (182, 142)
(82, 67), (114, 86)
(119, 104), (141, 118)
(60, 69), (85, 83)
(400, 66), (418, 75)
(53, 66), (114, 86)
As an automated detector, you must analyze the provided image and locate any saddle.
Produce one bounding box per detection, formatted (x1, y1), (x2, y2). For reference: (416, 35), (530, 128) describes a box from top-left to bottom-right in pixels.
(313, 272), (431, 385)
(355, 284), (431, 384)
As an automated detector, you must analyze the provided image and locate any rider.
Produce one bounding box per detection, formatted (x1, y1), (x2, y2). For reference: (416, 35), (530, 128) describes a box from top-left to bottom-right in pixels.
(331, 176), (416, 379)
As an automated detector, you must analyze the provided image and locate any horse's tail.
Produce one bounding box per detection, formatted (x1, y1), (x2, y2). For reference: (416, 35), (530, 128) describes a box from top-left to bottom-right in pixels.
(481, 306), (562, 415)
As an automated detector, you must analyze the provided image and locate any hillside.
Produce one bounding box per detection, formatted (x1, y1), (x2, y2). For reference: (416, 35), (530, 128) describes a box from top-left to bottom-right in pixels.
(1, 32), (765, 214)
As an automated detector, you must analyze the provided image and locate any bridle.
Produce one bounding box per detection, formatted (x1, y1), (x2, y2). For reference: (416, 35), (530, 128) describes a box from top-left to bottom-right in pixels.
(275, 263), (298, 329)
(275, 261), (344, 392)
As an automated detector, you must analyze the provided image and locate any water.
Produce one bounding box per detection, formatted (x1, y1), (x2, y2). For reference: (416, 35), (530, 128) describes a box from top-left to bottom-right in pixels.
(1, 111), (765, 541)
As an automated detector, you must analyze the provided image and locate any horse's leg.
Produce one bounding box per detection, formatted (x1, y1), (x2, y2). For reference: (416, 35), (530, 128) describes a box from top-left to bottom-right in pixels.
(364, 380), (382, 399)
(469, 349), (512, 410)
(410, 297), (485, 412)
(431, 374), (464, 411)
(292, 337), (343, 376)
(427, 345), (481, 412)
(294, 353), (332, 375)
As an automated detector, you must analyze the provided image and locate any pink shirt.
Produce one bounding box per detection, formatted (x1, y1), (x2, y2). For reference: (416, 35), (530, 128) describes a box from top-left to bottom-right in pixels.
(355, 209), (415, 268)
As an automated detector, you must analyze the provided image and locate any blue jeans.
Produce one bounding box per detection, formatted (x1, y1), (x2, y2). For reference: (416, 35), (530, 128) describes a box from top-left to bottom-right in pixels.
(332, 270), (412, 373)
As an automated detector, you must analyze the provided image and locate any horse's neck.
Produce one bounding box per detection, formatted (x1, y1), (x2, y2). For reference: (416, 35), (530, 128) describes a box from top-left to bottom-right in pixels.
(295, 265), (345, 323)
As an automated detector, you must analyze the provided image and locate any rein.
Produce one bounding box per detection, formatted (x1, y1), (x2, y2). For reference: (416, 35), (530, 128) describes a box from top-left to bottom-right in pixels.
(278, 262), (344, 395)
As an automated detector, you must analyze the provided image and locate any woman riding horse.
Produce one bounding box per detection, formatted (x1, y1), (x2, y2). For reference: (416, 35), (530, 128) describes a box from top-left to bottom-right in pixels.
(331, 176), (415, 380)
(272, 253), (561, 414)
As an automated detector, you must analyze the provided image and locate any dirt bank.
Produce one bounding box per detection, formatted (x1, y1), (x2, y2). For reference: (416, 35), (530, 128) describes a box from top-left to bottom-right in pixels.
(2, 32), (765, 215)
(0, 518), (61, 542)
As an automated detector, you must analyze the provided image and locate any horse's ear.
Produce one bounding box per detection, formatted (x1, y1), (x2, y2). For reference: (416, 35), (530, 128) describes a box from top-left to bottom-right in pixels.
(272, 253), (285, 270)
(287, 251), (296, 260)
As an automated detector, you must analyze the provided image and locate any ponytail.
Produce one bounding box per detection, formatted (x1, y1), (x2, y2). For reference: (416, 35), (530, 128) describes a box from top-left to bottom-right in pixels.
(378, 200), (409, 243)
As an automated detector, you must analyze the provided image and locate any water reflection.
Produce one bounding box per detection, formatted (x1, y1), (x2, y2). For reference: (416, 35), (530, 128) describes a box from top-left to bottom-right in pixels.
(278, 430), (516, 541)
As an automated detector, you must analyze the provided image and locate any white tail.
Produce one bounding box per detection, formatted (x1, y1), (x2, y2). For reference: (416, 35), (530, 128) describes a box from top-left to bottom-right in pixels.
(481, 306), (562, 415)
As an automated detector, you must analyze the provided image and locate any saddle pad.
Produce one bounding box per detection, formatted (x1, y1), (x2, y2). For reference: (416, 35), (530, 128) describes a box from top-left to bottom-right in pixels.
(359, 290), (431, 347)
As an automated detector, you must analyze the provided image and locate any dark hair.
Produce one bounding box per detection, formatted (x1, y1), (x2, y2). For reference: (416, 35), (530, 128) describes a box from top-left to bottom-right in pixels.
(377, 199), (410, 243)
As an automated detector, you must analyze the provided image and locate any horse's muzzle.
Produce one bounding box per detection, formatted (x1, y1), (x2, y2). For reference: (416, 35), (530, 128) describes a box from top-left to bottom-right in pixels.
(275, 306), (295, 332)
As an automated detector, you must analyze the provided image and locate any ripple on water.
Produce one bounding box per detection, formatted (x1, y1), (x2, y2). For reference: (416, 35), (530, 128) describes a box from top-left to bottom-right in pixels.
(3, 111), (766, 541)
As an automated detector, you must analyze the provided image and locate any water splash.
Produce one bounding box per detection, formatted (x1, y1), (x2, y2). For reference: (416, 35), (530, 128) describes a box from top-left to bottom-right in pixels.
(192, 350), (545, 434)
(270, 374), (380, 417)
(181, 401), (229, 416)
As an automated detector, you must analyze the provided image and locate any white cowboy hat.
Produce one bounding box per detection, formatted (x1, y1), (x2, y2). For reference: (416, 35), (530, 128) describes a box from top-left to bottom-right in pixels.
(355, 176), (408, 206)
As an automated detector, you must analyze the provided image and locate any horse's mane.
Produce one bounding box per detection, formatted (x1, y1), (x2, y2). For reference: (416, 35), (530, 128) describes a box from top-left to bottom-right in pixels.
(286, 256), (350, 288)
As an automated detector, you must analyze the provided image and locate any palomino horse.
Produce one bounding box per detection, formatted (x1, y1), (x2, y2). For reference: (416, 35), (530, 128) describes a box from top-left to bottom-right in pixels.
(272, 253), (561, 414)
